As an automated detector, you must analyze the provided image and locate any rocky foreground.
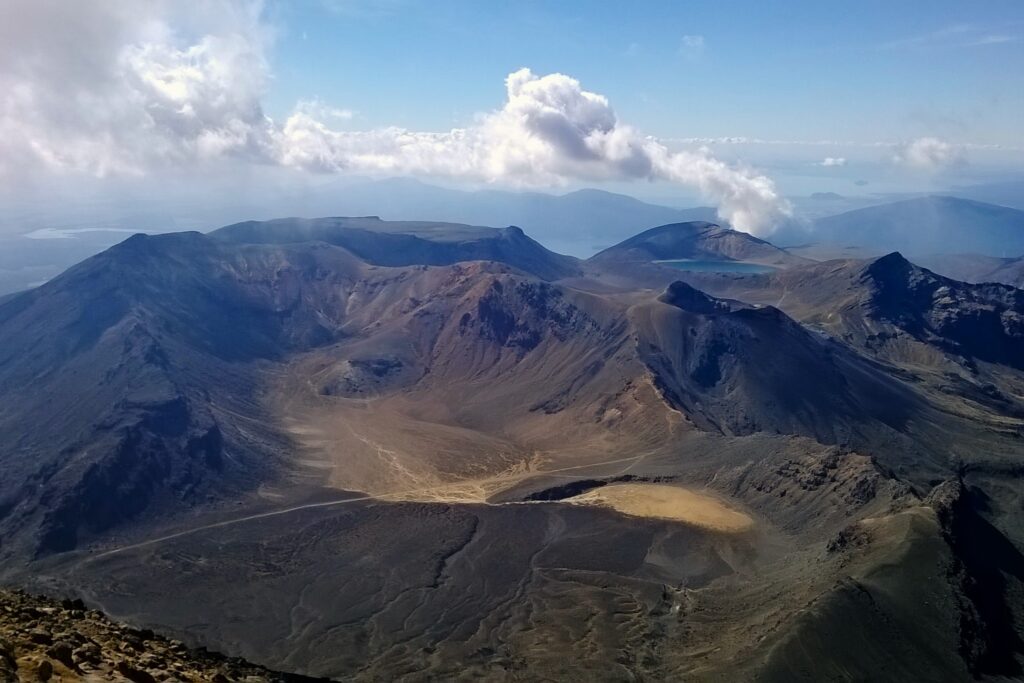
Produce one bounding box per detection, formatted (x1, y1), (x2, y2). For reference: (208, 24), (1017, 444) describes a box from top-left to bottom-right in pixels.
(0, 589), (327, 682)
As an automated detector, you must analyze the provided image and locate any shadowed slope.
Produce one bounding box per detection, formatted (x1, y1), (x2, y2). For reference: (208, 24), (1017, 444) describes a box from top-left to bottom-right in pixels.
(0, 232), (381, 558)
(634, 281), (922, 447)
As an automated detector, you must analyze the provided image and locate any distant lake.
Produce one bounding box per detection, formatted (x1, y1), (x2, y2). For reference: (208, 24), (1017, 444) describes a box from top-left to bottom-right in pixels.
(655, 259), (777, 274)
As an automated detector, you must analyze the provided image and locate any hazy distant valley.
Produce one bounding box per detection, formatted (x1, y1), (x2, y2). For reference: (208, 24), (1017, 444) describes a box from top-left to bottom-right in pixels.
(5, 179), (1024, 299)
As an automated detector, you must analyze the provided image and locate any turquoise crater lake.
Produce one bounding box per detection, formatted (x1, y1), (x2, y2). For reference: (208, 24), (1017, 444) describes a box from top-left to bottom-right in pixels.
(655, 260), (778, 274)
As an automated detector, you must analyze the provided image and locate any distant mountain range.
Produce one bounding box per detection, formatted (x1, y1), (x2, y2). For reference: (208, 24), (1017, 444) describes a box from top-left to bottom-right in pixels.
(3, 215), (1024, 680)
(5, 216), (1015, 561)
(0, 180), (719, 295)
(7, 182), (1024, 298)
(945, 179), (1024, 211)
(303, 178), (719, 255)
(799, 196), (1024, 258)
(213, 215), (581, 281)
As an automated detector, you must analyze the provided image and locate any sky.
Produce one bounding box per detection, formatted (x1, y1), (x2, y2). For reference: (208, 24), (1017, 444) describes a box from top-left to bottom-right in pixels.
(0, 0), (1022, 238)
(268, 1), (1024, 144)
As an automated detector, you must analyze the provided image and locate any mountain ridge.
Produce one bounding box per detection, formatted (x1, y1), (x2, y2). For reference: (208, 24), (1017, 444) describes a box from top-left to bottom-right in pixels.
(211, 215), (581, 281)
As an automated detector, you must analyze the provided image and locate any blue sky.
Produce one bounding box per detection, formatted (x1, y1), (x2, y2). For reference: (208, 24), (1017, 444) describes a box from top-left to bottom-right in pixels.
(0, 0), (1021, 237)
(266, 0), (1024, 145)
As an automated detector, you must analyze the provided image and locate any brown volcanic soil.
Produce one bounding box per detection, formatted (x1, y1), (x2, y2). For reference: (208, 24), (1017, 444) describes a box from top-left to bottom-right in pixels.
(263, 259), (689, 503)
(28, 441), (970, 681)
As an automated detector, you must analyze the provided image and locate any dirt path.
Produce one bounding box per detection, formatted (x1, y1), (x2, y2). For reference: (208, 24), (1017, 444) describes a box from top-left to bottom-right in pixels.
(83, 453), (650, 562)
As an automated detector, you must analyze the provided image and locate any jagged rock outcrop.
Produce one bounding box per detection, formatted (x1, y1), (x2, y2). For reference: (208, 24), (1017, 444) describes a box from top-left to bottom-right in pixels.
(0, 589), (329, 682)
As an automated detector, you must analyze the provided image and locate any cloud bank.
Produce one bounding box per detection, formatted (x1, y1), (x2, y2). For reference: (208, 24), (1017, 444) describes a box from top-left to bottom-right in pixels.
(0, 1), (274, 176)
(0, 1), (791, 235)
(280, 68), (792, 233)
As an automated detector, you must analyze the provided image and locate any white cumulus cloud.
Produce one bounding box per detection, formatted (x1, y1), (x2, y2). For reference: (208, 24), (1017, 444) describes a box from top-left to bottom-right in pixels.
(892, 137), (964, 170)
(819, 157), (847, 167)
(276, 68), (791, 234)
(0, 1), (790, 235)
(0, 0), (275, 177)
